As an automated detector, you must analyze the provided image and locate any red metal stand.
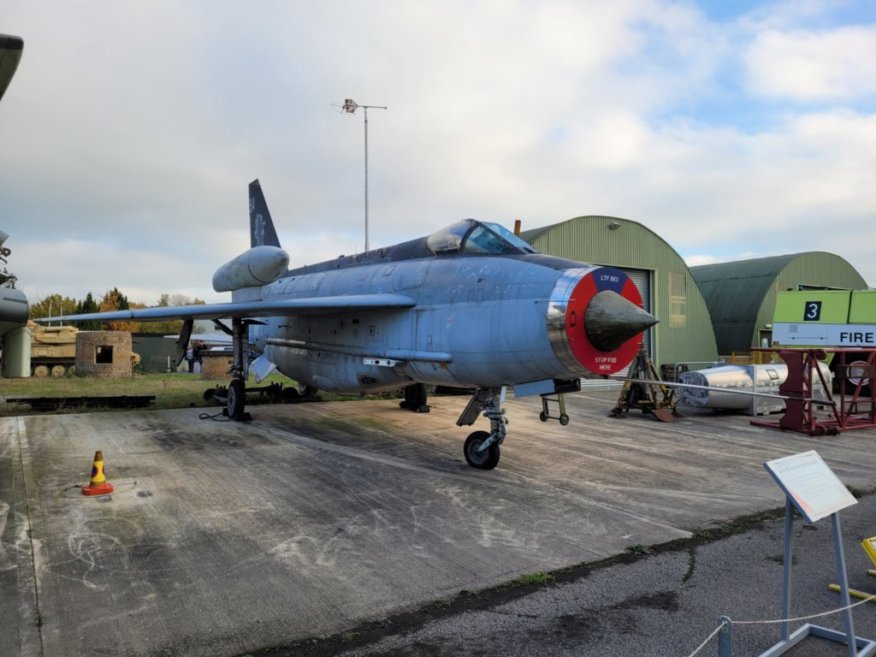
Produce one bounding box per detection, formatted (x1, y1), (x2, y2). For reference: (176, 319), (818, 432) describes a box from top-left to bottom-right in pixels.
(751, 348), (876, 436)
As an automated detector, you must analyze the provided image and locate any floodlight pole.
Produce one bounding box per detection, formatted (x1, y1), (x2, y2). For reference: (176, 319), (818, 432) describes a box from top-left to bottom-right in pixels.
(342, 98), (387, 252)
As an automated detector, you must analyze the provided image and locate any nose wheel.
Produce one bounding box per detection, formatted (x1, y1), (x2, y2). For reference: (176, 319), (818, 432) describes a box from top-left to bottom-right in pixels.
(464, 431), (501, 469)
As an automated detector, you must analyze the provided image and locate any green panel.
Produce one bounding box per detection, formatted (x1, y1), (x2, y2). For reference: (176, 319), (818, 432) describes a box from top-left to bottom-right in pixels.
(774, 290), (852, 323)
(850, 290), (876, 323)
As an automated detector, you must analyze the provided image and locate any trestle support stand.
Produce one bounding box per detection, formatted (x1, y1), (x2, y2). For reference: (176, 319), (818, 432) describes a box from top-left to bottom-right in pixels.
(610, 348), (677, 422)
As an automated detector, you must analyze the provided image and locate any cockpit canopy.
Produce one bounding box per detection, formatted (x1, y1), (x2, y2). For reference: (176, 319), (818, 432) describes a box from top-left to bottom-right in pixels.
(426, 219), (537, 256)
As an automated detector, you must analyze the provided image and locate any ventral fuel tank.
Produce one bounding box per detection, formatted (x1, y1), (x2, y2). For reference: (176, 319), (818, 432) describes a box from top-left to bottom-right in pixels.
(212, 245), (289, 292)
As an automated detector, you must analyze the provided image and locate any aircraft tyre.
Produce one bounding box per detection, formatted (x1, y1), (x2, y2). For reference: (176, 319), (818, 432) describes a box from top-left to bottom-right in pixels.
(464, 430), (500, 470)
(227, 379), (246, 420)
(400, 383), (428, 411)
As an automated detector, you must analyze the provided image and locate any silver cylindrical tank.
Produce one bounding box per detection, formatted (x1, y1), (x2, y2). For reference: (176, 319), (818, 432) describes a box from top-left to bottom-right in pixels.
(679, 364), (784, 410)
(0, 286), (28, 331)
(679, 362), (833, 415)
(1, 325), (32, 377)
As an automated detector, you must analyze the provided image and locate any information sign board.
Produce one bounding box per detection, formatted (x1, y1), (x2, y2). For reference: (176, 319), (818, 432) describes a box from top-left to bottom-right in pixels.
(764, 450), (857, 523)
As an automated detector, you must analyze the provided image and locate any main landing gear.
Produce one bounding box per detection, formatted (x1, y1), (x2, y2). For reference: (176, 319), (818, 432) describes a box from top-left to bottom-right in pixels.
(457, 387), (506, 470)
(399, 383), (430, 413)
(226, 378), (247, 421)
(215, 317), (254, 422)
(212, 318), (319, 420)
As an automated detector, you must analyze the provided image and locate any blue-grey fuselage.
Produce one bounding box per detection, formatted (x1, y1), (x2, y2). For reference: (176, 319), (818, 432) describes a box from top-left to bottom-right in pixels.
(251, 255), (595, 392)
(241, 209), (653, 393)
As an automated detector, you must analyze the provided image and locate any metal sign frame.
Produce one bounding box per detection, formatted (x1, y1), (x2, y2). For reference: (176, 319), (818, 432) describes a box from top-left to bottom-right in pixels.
(759, 452), (876, 657)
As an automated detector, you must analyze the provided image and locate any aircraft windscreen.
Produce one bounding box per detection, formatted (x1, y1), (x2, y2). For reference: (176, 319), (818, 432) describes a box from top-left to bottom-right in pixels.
(463, 222), (537, 255)
(426, 219), (537, 255)
(426, 221), (474, 254)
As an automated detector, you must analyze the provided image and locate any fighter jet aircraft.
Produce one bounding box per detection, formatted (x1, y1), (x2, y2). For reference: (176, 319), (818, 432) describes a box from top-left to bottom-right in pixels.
(39, 180), (657, 469)
(0, 33), (24, 103)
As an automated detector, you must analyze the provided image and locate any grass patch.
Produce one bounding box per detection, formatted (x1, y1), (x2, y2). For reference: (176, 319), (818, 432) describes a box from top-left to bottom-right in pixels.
(512, 571), (555, 586)
(0, 372), (306, 416)
(0, 372), (394, 417)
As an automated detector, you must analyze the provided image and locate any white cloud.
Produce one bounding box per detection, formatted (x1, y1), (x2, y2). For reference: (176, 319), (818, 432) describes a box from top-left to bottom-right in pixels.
(16, 238), (218, 306)
(744, 25), (876, 101)
(684, 255), (719, 267)
(2, 0), (876, 306)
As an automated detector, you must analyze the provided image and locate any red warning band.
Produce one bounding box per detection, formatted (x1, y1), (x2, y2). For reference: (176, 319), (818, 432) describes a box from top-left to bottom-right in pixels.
(565, 268), (644, 374)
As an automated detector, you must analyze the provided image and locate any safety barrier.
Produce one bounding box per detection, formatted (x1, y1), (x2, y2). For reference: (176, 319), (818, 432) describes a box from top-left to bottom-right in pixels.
(682, 591), (876, 657)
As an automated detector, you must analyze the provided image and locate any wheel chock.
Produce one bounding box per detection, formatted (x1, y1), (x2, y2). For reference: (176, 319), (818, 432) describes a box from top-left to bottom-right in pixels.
(827, 536), (876, 601)
(828, 583), (876, 603)
(82, 450), (114, 496)
(863, 537), (876, 565)
(863, 537), (876, 578)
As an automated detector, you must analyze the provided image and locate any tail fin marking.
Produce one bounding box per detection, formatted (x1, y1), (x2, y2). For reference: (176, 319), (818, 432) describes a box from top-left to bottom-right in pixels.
(249, 179), (281, 248)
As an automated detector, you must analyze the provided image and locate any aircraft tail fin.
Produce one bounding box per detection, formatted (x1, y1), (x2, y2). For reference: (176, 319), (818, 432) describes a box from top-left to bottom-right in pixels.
(249, 179), (281, 248)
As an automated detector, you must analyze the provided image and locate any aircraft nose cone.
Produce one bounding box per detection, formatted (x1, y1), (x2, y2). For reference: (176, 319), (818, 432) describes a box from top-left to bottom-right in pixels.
(584, 290), (658, 352)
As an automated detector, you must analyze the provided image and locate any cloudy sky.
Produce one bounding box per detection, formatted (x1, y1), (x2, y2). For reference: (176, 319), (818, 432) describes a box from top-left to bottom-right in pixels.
(2, 0), (875, 308)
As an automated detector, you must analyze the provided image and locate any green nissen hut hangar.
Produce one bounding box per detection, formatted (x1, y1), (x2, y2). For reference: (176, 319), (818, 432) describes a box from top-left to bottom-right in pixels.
(690, 252), (867, 356)
(521, 216), (718, 375)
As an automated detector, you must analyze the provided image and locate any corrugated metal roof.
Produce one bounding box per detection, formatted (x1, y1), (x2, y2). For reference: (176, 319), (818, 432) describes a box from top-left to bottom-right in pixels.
(691, 252), (867, 354)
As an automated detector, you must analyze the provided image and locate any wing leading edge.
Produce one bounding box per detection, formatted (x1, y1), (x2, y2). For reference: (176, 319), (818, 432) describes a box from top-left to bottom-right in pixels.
(34, 293), (416, 324)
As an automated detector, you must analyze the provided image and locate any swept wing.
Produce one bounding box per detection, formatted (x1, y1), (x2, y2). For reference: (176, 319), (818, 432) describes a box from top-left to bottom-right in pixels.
(35, 293), (416, 324)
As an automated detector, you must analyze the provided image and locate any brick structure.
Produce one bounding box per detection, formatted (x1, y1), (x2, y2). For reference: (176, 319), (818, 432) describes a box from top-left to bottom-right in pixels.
(201, 351), (232, 380)
(75, 331), (133, 378)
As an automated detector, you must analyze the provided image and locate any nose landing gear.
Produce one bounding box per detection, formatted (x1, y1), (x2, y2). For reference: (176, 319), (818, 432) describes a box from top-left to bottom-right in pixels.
(457, 387), (506, 469)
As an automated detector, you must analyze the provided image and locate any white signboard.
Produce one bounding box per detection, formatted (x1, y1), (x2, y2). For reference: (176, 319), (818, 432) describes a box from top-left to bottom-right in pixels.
(764, 450), (857, 523)
(773, 322), (876, 347)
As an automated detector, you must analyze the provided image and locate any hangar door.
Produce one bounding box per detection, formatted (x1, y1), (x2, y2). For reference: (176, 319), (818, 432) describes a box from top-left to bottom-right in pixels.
(620, 267), (652, 357)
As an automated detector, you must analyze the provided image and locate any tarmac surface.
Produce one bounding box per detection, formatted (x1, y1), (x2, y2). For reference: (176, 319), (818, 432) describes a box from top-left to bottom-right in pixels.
(2, 389), (876, 657)
(330, 494), (876, 657)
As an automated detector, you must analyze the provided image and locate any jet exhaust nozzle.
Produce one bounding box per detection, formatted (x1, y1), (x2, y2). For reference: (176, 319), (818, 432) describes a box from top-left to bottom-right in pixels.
(585, 290), (658, 352)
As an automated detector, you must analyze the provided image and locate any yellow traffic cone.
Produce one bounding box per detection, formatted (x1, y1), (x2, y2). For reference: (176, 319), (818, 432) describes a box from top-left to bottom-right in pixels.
(82, 450), (114, 496)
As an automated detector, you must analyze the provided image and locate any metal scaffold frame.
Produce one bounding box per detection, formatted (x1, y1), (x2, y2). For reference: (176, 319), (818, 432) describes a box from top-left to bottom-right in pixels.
(751, 348), (876, 436)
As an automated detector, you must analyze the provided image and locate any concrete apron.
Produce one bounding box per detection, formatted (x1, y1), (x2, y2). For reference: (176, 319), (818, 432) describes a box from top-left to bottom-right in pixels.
(2, 392), (875, 657)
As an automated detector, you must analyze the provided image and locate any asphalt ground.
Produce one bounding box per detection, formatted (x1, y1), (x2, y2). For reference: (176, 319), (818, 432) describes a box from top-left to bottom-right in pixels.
(326, 494), (876, 657)
(2, 390), (876, 657)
